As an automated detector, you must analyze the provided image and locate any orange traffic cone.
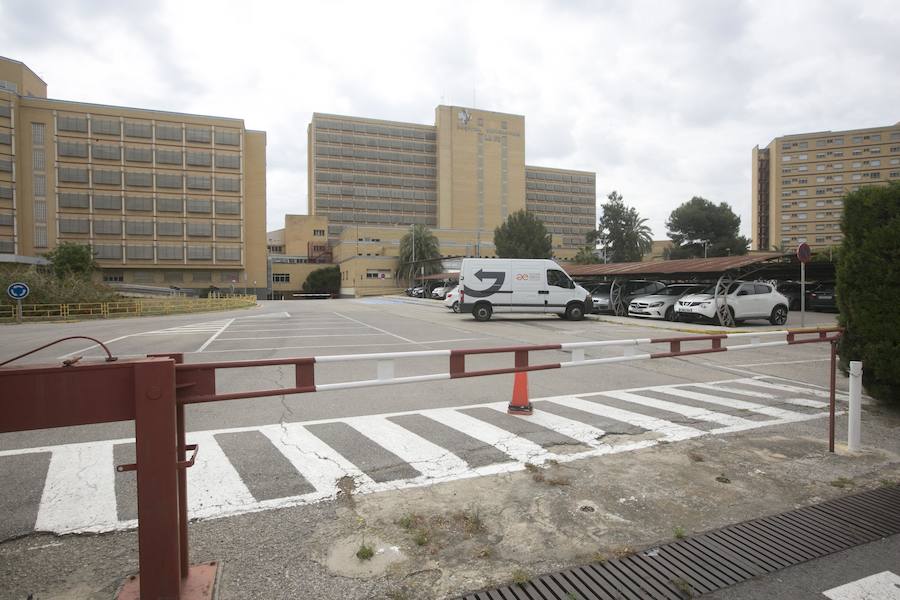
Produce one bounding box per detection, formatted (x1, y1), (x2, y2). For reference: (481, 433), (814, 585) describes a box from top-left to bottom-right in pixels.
(508, 371), (533, 415)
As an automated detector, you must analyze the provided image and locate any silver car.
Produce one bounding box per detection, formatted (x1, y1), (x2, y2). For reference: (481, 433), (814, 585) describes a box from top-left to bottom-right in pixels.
(629, 284), (706, 321)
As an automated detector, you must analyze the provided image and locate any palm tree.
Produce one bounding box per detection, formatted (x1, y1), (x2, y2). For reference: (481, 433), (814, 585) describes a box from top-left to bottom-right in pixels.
(398, 224), (442, 283)
(619, 211), (653, 262)
(573, 245), (600, 264)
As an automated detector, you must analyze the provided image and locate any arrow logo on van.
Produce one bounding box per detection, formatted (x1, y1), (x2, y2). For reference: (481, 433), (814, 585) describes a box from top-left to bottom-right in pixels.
(463, 269), (506, 297)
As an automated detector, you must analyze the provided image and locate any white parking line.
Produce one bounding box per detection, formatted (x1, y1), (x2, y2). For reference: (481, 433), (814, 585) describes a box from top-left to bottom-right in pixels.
(731, 358), (831, 367)
(214, 333), (385, 341)
(333, 312), (417, 344)
(196, 318), (236, 352)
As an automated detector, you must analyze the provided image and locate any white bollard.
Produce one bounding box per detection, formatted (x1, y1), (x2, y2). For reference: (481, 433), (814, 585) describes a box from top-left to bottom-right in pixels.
(848, 361), (863, 452)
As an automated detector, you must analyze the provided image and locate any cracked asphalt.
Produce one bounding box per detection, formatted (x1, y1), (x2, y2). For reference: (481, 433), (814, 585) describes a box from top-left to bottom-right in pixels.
(2, 298), (898, 599)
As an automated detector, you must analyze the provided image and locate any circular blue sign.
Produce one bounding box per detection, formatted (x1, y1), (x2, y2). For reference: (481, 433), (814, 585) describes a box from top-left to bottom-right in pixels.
(7, 282), (30, 300)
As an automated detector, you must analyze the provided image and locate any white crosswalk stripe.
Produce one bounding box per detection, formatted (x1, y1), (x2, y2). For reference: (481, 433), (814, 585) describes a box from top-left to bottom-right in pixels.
(344, 416), (471, 481)
(187, 432), (256, 519)
(0, 376), (838, 536)
(597, 389), (756, 432)
(35, 443), (118, 534)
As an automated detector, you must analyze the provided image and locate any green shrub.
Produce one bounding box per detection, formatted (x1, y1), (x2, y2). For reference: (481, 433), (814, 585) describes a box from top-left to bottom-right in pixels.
(0, 267), (119, 306)
(836, 182), (900, 404)
(302, 265), (340, 295)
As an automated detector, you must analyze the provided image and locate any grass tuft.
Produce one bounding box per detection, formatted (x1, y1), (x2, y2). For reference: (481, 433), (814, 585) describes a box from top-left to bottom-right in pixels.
(511, 568), (530, 586)
(356, 544), (374, 561)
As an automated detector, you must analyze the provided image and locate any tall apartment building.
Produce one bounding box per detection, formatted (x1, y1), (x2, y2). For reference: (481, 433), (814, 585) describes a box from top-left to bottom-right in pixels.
(752, 122), (900, 252)
(307, 106), (596, 257)
(0, 57), (267, 296)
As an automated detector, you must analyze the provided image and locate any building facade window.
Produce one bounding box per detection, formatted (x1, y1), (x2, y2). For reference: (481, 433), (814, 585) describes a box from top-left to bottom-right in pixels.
(94, 245), (122, 259)
(273, 273), (290, 283)
(94, 194), (122, 210)
(91, 118), (121, 136)
(187, 245), (212, 260)
(32, 122), (46, 144)
(215, 246), (241, 261)
(124, 121), (152, 138)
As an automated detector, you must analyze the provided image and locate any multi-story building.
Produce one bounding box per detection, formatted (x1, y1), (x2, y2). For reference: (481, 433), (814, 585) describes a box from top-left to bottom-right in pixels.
(0, 56), (267, 296)
(304, 105), (596, 295)
(307, 106), (596, 254)
(752, 122), (900, 252)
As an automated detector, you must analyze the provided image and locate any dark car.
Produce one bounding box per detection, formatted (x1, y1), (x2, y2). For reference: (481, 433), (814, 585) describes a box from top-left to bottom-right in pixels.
(807, 282), (837, 312)
(776, 282), (804, 310)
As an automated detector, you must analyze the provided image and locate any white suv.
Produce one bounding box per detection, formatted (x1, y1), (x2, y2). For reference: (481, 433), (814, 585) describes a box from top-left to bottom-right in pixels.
(675, 281), (789, 326)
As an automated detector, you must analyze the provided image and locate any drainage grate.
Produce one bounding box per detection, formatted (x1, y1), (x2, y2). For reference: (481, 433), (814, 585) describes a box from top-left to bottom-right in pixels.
(457, 486), (900, 600)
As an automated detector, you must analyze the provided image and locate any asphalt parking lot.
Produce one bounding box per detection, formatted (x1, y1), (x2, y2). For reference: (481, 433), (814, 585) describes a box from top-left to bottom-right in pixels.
(1, 298), (897, 599)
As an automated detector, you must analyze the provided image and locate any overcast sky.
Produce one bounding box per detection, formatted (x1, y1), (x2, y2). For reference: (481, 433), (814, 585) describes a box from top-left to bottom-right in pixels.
(2, 0), (898, 240)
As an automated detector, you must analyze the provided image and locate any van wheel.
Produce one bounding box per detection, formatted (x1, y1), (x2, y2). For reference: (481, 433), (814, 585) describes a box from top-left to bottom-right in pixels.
(473, 302), (492, 322)
(565, 302), (585, 321)
(770, 304), (788, 326)
(451, 301), (459, 313)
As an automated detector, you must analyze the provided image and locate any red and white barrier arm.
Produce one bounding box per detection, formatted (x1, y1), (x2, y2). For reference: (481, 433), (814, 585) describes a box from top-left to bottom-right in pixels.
(170, 327), (841, 405)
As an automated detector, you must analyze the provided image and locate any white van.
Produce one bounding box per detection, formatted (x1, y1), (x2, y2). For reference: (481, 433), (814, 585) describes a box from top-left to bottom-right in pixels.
(458, 258), (592, 321)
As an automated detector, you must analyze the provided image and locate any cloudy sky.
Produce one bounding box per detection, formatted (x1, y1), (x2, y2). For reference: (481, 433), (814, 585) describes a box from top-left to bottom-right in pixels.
(2, 0), (898, 239)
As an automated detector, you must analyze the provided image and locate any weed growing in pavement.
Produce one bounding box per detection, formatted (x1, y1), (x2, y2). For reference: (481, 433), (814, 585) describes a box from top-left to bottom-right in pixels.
(673, 526), (686, 539)
(452, 507), (486, 535)
(609, 546), (635, 560)
(356, 543), (374, 561)
(412, 529), (429, 546)
(511, 568), (530, 587)
(523, 462), (545, 482)
(671, 577), (694, 598)
(592, 551), (606, 563)
(830, 477), (854, 489)
(565, 593), (584, 600)
(397, 513), (419, 530)
(880, 479), (897, 487)
(476, 546), (493, 559)
(546, 475), (571, 486)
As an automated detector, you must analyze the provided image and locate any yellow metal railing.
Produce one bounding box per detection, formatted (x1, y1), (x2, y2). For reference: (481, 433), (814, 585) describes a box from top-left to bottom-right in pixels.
(0, 295), (257, 323)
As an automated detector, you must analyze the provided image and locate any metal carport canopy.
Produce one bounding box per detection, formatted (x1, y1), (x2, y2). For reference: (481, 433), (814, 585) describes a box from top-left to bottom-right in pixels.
(562, 252), (790, 279)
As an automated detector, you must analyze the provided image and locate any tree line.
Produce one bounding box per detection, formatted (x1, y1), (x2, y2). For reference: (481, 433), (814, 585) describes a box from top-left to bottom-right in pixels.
(576, 192), (750, 264)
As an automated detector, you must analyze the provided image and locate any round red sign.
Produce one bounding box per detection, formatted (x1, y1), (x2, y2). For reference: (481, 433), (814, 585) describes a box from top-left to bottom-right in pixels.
(796, 242), (812, 264)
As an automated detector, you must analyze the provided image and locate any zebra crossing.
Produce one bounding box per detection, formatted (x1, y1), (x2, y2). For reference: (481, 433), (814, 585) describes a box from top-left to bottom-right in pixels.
(0, 376), (842, 538)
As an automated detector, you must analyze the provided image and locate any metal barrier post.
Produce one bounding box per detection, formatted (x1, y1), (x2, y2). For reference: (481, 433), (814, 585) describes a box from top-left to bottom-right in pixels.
(132, 359), (182, 598)
(848, 361), (863, 452)
(829, 340), (837, 453)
